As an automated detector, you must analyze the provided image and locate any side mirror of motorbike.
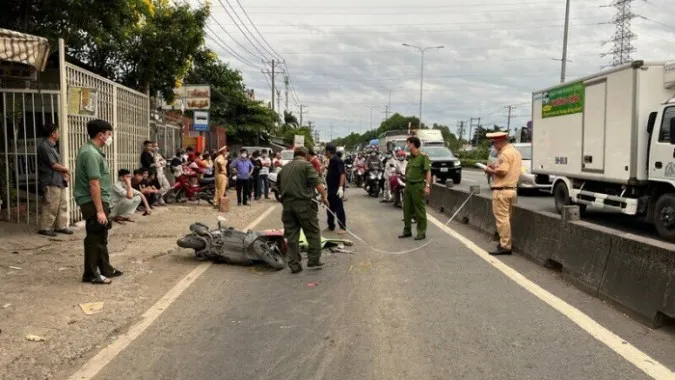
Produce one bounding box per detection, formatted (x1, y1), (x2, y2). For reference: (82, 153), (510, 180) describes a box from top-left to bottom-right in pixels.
(191, 223), (210, 236)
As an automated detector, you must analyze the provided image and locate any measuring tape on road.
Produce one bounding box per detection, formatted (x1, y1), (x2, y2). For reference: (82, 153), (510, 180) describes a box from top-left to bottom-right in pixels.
(311, 189), (478, 255)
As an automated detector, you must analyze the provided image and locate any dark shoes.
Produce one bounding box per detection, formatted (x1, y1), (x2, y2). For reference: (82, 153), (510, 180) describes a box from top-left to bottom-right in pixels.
(38, 230), (57, 237)
(489, 246), (512, 256)
(56, 228), (73, 235)
(398, 232), (412, 239)
(414, 235), (426, 241)
(307, 261), (324, 268)
(289, 264), (303, 274)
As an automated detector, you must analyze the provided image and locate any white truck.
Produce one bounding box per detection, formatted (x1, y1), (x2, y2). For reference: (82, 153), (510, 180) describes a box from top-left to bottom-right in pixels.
(532, 60), (675, 240)
(412, 128), (444, 146)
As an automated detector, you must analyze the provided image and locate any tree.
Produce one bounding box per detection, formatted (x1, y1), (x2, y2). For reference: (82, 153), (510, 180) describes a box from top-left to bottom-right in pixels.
(185, 52), (278, 145)
(1, 0), (208, 100)
(471, 124), (503, 146)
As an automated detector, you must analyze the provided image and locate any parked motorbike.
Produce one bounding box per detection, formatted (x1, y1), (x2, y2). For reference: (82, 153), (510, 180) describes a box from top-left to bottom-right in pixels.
(177, 219), (287, 269)
(164, 174), (215, 204)
(390, 172), (406, 208)
(365, 169), (384, 197)
(268, 172), (282, 202)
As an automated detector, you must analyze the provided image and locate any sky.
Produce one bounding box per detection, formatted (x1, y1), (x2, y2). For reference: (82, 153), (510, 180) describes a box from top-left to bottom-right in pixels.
(193, 0), (675, 141)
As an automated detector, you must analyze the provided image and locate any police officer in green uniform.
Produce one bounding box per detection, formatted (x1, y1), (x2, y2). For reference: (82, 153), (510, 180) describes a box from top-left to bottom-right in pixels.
(277, 147), (330, 274)
(399, 136), (432, 240)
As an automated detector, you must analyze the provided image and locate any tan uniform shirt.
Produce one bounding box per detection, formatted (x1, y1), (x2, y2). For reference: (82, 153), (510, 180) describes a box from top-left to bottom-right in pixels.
(491, 143), (522, 188)
(214, 154), (227, 176)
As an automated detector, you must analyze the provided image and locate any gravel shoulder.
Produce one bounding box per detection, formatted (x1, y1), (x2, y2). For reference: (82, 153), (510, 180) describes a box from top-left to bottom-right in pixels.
(0, 198), (273, 379)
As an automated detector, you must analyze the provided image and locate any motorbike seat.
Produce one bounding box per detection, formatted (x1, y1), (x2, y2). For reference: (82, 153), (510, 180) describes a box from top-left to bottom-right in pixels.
(199, 177), (215, 185)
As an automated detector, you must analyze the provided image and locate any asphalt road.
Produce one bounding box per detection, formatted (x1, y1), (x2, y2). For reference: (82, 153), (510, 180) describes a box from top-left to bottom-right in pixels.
(458, 169), (666, 242)
(81, 193), (674, 380)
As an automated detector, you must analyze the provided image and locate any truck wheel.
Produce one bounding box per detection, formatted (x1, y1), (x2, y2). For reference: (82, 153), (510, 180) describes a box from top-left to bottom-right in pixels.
(653, 194), (675, 241)
(553, 181), (586, 215)
(452, 173), (462, 185)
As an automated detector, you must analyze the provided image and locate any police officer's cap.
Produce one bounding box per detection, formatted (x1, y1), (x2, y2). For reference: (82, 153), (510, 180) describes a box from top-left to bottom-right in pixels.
(486, 131), (508, 140)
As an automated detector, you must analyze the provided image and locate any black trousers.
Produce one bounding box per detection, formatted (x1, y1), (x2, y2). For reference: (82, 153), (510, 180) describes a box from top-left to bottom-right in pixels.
(80, 202), (114, 279)
(326, 193), (346, 230)
(235, 178), (251, 205)
(252, 174), (261, 198)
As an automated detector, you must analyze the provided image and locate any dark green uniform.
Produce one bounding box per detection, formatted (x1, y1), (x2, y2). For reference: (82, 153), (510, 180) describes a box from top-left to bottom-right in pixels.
(277, 156), (322, 269)
(403, 152), (431, 237)
(73, 141), (115, 280)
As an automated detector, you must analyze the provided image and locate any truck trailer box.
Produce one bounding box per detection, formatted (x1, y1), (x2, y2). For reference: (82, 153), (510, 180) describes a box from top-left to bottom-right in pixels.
(532, 61), (675, 184)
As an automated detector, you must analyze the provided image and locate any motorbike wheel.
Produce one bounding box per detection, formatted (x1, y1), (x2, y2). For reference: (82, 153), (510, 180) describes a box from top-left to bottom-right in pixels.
(257, 241), (286, 269)
(164, 188), (181, 204)
(176, 234), (206, 251)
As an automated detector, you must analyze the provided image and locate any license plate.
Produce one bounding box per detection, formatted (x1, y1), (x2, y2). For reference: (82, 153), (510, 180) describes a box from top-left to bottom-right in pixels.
(440, 168), (448, 172)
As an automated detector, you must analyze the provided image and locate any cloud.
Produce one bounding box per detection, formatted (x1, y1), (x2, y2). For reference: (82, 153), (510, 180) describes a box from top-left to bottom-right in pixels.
(200, 0), (675, 140)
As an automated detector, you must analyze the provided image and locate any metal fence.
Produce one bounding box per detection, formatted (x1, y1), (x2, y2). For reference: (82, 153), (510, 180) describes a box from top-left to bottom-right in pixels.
(152, 121), (181, 159)
(0, 89), (60, 223)
(63, 62), (149, 224)
(0, 42), (150, 226)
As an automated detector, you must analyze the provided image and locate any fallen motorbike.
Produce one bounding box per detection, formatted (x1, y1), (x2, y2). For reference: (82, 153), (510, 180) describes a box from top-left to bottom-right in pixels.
(177, 220), (287, 269)
(164, 174), (215, 204)
(390, 172), (406, 208)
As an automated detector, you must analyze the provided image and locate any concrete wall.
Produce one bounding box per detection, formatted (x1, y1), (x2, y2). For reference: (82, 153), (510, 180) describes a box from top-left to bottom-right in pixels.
(428, 184), (675, 329)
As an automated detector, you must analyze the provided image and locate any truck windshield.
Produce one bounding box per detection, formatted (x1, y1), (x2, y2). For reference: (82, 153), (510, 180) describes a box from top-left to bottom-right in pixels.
(515, 145), (532, 160)
(421, 146), (454, 158)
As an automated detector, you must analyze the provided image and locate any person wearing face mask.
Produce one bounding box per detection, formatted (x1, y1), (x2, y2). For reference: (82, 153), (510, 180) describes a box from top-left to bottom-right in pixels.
(73, 119), (123, 285)
(229, 148), (254, 206)
(259, 150), (271, 199)
(381, 150), (397, 203)
(152, 142), (170, 204)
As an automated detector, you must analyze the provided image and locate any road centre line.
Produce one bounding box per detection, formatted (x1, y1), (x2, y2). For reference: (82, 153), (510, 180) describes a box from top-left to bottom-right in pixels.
(427, 214), (674, 380)
(68, 206), (278, 380)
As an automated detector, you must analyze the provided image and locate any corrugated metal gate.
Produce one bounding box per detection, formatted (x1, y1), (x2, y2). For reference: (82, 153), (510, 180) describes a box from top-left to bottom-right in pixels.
(0, 89), (60, 224)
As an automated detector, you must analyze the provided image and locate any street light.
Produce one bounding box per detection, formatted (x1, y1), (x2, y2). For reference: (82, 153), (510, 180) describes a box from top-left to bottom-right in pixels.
(402, 43), (444, 128)
(362, 105), (380, 131)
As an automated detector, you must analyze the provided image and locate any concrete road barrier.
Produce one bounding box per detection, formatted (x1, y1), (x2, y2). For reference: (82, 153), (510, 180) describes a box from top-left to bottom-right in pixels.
(429, 184), (675, 329)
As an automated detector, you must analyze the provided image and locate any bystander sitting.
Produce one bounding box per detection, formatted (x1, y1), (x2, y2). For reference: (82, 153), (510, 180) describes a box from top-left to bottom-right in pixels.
(110, 169), (151, 224)
(132, 169), (160, 207)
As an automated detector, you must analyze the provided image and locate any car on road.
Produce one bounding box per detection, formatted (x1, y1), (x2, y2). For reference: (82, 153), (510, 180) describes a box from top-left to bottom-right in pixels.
(487, 142), (554, 192)
(420, 145), (462, 185)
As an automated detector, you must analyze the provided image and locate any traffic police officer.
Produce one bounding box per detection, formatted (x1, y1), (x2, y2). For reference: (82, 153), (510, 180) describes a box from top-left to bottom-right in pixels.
(277, 147), (330, 273)
(399, 136), (432, 240)
(483, 131), (522, 255)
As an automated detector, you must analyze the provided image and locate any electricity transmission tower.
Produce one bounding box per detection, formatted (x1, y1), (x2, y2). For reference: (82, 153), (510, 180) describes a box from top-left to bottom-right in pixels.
(602, 0), (637, 67)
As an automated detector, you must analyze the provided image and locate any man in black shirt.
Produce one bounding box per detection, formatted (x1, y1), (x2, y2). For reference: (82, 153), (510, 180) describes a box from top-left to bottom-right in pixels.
(324, 144), (347, 234)
(140, 140), (156, 175)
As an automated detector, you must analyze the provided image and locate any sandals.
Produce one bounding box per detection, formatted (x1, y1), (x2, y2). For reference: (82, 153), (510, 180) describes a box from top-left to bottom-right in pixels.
(82, 275), (112, 285)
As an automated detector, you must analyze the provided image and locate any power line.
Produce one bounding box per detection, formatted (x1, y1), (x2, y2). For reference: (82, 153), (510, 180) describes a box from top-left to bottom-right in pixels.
(214, 0), (272, 60)
(233, 0), (285, 60)
(208, 22), (606, 35)
(204, 25), (262, 69)
(223, 0), (278, 59)
(237, 1), (600, 9)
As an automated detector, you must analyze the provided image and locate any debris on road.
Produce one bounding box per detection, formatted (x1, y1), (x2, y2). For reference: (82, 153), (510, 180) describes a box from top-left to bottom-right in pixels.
(306, 281), (320, 288)
(79, 302), (105, 315)
(8, 266), (21, 270)
(25, 334), (45, 342)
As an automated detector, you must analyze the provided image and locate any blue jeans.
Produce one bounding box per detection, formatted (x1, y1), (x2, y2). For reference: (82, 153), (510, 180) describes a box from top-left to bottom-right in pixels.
(260, 174), (269, 198)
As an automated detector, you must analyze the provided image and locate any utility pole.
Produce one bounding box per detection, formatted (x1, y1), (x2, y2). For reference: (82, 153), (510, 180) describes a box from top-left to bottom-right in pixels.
(402, 44), (444, 128)
(384, 105), (390, 120)
(262, 59), (283, 113)
(284, 75), (289, 112)
(298, 104), (307, 127)
(505, 105), (516, 135)
(330, 123), (334, 140)
(276, 89), (281, 113)
(560, 0), (571, 83)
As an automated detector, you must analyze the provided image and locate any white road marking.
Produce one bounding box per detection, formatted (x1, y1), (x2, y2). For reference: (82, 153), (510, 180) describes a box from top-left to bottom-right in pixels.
(68, 206), (278, 380)
(427, 214), (674, 380)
